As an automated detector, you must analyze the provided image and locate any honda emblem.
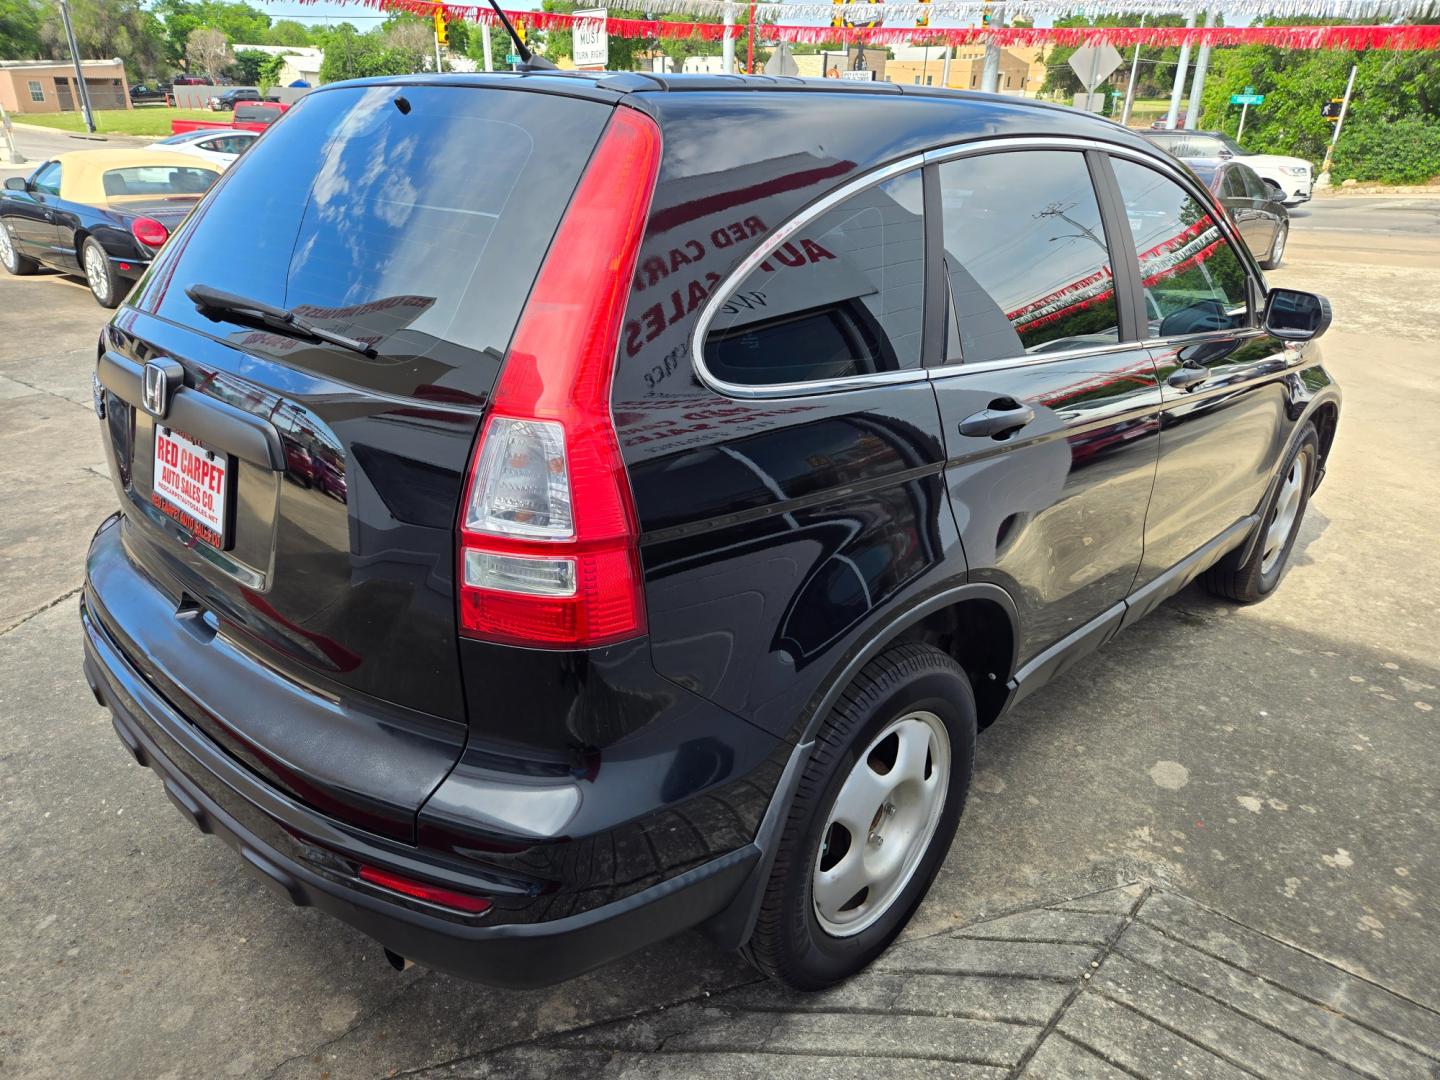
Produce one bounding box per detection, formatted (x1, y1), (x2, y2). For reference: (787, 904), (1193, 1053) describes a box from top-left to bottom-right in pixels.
(142, 361), (172, 417)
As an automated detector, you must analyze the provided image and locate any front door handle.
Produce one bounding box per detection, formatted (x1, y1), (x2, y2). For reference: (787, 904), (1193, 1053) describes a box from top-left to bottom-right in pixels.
(1167, 365), (1210, 390)
(959, 401), (1036, 439)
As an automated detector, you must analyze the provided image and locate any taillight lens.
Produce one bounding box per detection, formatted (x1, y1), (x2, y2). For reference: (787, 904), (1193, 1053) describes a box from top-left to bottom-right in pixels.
(358, 864), (492, 915)
(130, 217), (169, 249)
(457, 107), (660, 649)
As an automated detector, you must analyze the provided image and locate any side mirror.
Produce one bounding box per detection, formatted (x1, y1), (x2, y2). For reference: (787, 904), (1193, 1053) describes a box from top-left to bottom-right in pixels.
(3, 177), (28, 191)
(1264, 289), (1331, 342)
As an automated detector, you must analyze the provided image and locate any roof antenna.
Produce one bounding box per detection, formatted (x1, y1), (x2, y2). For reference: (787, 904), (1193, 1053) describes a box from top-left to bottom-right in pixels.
(482, 0), (557, 70)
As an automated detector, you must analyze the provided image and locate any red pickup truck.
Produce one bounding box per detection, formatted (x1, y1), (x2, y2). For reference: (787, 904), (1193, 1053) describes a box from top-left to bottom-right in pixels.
(171, 101), (289, 137)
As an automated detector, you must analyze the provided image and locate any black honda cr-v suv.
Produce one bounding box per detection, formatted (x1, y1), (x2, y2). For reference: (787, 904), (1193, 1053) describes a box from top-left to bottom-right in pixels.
(82, 71), (1339, 990)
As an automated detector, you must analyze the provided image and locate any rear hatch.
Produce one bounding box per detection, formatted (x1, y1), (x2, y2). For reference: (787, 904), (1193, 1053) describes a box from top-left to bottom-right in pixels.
(97, 82), (615, 840)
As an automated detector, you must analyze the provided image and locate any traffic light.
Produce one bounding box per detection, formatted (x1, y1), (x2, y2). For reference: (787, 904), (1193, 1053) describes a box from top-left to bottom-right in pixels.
(832, 0), (844, 30)
(433, 6), (448, 46)
(515, 16), (527, 46)
(981, 3), (992, 27)
(915, 0), (931, 29)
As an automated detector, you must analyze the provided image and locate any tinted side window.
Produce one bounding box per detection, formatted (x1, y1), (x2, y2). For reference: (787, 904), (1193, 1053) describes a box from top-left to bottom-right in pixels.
(703, 169), (924, 387)
(1241, 167), (1268, 201)
(1220, 168), (1247, 199)
(32, 162), (61, 196)
(937, 150), (1119, 363)
(1112, 158), (1251, 338)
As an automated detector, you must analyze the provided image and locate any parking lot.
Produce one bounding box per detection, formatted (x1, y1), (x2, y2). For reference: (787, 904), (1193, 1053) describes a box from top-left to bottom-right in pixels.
(1, 118), (1438, 1077)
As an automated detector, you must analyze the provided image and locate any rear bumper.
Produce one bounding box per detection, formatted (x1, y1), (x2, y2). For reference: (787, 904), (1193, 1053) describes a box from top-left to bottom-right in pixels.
(81, 543), (760, 988)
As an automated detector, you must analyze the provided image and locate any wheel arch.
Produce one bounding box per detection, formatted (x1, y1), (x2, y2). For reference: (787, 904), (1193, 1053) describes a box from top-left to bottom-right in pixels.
(703, 582), (1022, 953)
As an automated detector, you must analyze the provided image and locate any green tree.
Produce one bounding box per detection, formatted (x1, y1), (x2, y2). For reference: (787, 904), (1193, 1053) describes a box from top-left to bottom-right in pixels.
(317, 24), (426, 82)
(1, 0), (44, 59)
(37, 0), (166, 75)
(1197, 38), (1440, 178)
(266, 20), (311, 47)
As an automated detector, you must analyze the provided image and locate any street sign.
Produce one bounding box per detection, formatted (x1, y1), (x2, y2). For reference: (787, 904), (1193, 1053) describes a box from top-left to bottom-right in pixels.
(1322, 99), (1344, 121)
(1067, 44), (1123, 93)
(764, 44), (799, 77)
(1230, 93), (1264, 105)
(505, 54), (521, 63)
(1244, 85), (1255, 94)
(840, 69), (876, 81)
(572, 7), (608, 69)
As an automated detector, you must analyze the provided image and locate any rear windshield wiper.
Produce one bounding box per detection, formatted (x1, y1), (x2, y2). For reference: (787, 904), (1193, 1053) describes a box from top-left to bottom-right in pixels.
(186, 284), (377, 358)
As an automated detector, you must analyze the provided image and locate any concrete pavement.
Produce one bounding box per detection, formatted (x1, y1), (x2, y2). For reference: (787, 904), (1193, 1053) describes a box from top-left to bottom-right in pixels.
(0, 197), (1437, 1078)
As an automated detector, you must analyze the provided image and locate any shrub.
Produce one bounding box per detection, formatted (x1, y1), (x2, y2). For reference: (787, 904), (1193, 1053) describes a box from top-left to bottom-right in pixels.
(1330, 118), (1440, 185)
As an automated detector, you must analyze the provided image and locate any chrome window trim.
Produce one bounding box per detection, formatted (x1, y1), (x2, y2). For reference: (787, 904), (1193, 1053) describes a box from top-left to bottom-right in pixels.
(690, 134), (1266, 401)
(690, 152), (929, 401)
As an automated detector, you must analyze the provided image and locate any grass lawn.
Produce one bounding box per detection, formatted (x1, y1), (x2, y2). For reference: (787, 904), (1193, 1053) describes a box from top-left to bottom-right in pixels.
(15, 106), (217, 138)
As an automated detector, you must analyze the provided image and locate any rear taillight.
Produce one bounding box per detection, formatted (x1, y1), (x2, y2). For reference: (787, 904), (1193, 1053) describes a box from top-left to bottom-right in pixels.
(457, 107), (661, 649)
(130, 217), (169, 249)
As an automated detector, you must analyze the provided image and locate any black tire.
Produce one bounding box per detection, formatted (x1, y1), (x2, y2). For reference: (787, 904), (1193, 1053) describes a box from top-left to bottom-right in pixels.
(82, 237), (122, 309)
(0, 221), (38, 275)
(1202, 423), (1319, 603)
(1260, 223), (1288, 270)
(747, 643), (976, 990)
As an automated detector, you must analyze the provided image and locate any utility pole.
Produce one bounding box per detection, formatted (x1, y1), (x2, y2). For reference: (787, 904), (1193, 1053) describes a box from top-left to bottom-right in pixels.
(1318, 63), (1358, 185)
(1164, 9), (1196, 130)
(722, 2), (735, 74)
(481, 19), (493, 71)
(1, 104), (25, 165)
(1120, 14), (1145, 126)
(58, 0), (95, 134)
(1184, 8), (1215, 129)
(980, 3), (1005, 93)
(942, 45), (952, 89)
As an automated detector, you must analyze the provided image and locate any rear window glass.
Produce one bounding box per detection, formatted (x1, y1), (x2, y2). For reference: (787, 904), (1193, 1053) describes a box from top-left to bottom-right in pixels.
(137, 85), (610, 397)
(103, 166), (217, 197)
(234, 104), (278, 123)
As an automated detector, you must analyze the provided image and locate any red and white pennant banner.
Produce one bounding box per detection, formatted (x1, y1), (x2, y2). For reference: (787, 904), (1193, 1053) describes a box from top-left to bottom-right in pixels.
(298, 0), (1440, 49)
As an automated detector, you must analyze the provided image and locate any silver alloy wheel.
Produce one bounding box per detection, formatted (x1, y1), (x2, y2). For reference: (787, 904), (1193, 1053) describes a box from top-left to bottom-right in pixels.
(0, 225), (14, 270)
(812, 710), (950, 937)
(1271, 226), (1287, 265)
(84, 243), (109, 303)
(1260, 452), (1308, 575)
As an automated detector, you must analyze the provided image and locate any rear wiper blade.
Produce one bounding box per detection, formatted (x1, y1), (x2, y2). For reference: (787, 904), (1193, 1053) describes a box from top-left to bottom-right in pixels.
(186, 283), (377, 357)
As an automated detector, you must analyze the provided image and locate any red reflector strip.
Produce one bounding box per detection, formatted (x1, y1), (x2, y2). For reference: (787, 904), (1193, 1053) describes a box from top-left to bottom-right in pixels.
(358, 864), (493, 914)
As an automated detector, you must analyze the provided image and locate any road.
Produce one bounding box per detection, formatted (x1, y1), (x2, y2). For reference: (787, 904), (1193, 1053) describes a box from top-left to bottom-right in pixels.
(0, 182), (1437, 1077)
(1291, 194), (1440, 236)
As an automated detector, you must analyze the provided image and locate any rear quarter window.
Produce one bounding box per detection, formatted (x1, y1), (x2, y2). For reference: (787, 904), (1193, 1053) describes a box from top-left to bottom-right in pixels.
(136, 85), (613, 398)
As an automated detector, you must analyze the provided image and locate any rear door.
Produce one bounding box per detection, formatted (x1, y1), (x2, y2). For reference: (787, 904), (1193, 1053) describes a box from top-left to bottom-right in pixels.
(1106, 153), (1290, 592)
(622, 160), (955, 738)
(927, 146), (1162, 674)
(98, 83), (617, 837)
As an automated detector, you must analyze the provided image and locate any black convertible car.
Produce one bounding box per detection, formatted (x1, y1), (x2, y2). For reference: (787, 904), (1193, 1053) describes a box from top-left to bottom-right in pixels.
(0, 149), (218, 307)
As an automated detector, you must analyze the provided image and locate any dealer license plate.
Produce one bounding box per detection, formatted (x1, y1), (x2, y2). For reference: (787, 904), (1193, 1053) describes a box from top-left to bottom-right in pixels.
(151, 427), (230, 549)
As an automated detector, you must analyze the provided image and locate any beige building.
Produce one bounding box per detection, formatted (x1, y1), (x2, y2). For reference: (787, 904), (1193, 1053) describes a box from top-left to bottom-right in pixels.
(0, 59), (131, 115)
(886, 48), (1032, 94)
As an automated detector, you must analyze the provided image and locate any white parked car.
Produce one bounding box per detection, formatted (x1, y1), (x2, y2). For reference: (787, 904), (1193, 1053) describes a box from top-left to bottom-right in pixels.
(145, 129), (258, 170)
(1142, 130), (1313, 205)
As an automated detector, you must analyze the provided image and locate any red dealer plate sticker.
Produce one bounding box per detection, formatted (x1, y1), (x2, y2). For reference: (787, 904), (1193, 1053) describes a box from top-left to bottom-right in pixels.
(151, 427), (230, 549)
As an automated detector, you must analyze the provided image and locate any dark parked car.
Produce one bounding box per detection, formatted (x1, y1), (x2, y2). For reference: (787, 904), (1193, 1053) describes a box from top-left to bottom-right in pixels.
(81, 73), (1339, 991)
(1187, 157), (1289, 269)
(208, 86), (260, 111)
(0, 149), (219, 307)
(129, 83), (166, 103)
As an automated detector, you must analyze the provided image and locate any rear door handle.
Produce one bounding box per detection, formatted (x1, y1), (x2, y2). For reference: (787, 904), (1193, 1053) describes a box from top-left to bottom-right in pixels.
(959, 401), (1036, 439)
(1167, 366), (1210, 390)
